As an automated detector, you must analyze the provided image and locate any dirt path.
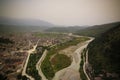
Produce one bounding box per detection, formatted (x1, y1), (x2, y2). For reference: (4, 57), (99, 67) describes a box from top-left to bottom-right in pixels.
(52, 38), (93, 80)
(22, 39), (40, 80)
(36, 50), (48, 80)
(83, 38), (94, 80)
(83, 50), (90, 80)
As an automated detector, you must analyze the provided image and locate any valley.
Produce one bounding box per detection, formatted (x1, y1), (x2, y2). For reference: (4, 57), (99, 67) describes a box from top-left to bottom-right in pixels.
(1, 0), (120, 80)
(0, 22), (120, 80)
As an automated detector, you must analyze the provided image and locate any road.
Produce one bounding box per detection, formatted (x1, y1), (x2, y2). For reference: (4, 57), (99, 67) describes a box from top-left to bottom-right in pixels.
(52, 38), (93, 80)
(83, 50), (90, 80)
(36, 50), (48, 80)
(22, 39), (40, 80)
(83, 38), (94, 80)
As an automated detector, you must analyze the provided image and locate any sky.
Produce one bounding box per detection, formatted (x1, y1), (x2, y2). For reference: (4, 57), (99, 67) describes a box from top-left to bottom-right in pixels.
(0, 0), (120, 26)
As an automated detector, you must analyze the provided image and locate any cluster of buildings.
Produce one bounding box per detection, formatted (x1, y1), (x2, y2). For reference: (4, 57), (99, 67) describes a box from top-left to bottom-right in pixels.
(0, 32), (73, 80)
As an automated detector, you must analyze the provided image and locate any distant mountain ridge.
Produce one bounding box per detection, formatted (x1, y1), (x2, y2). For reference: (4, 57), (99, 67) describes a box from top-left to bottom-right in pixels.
(45, 26), (86, 33)
(76, 22), (120, 37)
(0, 17), (56, 33)
(0, 17), (55, 27)
(45, 22), (120, 35)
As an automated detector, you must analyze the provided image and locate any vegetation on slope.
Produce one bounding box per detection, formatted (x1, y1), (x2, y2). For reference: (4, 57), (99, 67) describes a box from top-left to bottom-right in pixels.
(87, 24), (120, 79)
(76, 22), (120, 37)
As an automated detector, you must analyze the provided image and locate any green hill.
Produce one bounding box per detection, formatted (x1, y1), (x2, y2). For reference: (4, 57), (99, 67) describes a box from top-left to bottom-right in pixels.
(87, 24), (120, 80)
(76, 22), (120, 37)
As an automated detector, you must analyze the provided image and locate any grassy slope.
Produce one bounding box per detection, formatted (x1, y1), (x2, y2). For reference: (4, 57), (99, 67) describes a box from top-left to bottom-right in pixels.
(51, 54), (71, 72)
(87, 24), (120, 79)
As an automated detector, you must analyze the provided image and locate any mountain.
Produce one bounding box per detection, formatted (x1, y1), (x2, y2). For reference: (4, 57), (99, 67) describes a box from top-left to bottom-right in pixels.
(0, 17), (55, 27)
(0, 17), (55, 33)
(87, 24), (120, 80)
(76, 22), (120, 37)
(45, 26), (86, 33)
(0, 25), (51, 33)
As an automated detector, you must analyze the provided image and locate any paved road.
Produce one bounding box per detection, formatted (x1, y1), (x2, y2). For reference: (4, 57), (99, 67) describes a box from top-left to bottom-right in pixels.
(52, 38), (93, 80)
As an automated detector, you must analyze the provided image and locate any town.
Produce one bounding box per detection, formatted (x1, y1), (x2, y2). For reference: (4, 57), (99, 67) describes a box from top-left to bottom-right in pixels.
(0, 32), (74, 80)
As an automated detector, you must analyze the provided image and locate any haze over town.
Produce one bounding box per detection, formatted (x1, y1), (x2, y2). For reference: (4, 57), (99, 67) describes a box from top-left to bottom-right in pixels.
(1, 0), (120, 26)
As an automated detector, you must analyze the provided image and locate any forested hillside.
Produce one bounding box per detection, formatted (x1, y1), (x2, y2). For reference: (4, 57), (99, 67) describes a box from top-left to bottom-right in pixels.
(87, 24), (120, 80)
(76, 22), (120, 37)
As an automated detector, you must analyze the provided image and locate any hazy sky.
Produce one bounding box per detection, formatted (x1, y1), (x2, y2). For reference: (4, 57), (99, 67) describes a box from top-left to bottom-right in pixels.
(0, 0), (120, 26)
